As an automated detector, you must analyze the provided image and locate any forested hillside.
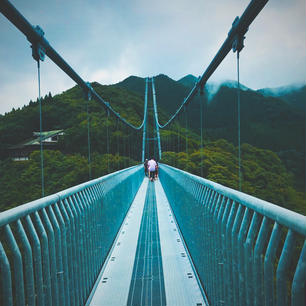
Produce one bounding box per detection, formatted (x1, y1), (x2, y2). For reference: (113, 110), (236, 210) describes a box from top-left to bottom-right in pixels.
(0, 75), (305, 215)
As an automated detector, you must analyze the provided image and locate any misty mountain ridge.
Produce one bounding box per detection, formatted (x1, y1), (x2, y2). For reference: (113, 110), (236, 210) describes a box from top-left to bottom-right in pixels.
(117, 73), (305, 106)
(257, 83), (306, 96)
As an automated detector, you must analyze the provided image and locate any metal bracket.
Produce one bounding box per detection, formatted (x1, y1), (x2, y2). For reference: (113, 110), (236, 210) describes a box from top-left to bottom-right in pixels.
(86, 82), (93, 101)
(229, 16), (247, 53)
(232, 33), (245, 53)
(31, 25), (46, 62)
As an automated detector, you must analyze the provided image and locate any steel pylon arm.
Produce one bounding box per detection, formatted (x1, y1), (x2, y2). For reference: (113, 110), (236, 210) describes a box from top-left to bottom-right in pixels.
(0, 0), (146, 131)
(156, 0), (269, 129)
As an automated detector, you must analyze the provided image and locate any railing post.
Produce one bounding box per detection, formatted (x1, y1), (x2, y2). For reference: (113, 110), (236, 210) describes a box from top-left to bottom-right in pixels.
(3, 225), (25, 305)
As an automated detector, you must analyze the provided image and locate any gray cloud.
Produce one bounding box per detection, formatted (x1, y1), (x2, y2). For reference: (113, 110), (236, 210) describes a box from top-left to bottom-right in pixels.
(0, 0), (305, 114)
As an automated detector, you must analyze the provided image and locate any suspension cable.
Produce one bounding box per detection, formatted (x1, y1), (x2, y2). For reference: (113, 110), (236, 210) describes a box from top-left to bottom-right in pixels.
(116, 118), (120, 169)
(177, 116), (180, 153)
(200, 87), (204, 177)
(185, 106), (188, 154)
(37, 60), (44, 197)
(1, 0), (268, 134)
(86, 88), (92, 179)
(106, 109), (110, 173)
(237, 51), (242, 191)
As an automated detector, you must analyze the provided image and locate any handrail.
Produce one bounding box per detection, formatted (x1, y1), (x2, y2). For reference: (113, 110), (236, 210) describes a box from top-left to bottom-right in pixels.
(0, 165), (143, 306)
(156, 0), (269, 128)
(159, 163), (306, 306)
(0, 0), (145, 131)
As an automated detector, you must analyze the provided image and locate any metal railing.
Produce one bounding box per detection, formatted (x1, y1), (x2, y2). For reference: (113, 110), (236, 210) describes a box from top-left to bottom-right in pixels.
(159, 164), (306, 306)
(0, 165), (143, 306)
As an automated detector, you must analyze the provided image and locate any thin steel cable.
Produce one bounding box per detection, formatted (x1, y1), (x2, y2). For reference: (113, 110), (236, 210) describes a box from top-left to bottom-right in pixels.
(127, 127), (130, 164)
(200, 89), (204, 177)
(237, 51), (242, 191)
(185, 107), (188, 154)
(86, 95), (92, 179)
(117, 119), (120, 169)
(37, 60), (44, 197)
(177, 121), (179, 153)
(106, 110), (110, 173)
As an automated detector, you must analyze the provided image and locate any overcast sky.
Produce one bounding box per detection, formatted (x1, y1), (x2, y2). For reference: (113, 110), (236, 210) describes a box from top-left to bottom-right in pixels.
(0, 0), (305, 114)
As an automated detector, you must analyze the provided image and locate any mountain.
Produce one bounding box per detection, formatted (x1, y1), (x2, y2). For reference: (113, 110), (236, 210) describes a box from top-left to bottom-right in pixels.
(117, 74), (202, 125)
(257, 84), (304, 97)
(0, 74), (305, 213)
(0, 81), (146, 157)
(205, 85), (305, 152)
(117, 74), (304, 153)
(257, 84), (306, 110)
(114, 75), (146, 99)
(177, 74), (198, 88)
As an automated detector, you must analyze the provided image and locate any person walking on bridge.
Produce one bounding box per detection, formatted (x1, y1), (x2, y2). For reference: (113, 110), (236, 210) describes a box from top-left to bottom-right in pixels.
(148, 157), (157, 182)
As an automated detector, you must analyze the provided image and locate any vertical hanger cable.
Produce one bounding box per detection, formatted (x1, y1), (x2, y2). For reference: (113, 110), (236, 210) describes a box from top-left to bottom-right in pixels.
(237, 51), (242, 191)
(37, 60), (45, 197)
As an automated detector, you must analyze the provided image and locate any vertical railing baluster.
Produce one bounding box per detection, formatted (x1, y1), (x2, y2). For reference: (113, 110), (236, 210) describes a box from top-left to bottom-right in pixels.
(40, 208), (59, 306)
(253, 216), (271, 306)
(237, 208), (252, 306)
(47, 206), (65, 306)
(65, 197), (81, 306)
(53, 203), (70, 306)
(264, 222), (282, 306)
(71, 194), (85, 303)
(212, 194), (222, 306)
(225, 201), (237, 305)
(33, 212), (52, 306)
(85, 187), (96, 278)
(0, 241), (13, 306)
(291, 241), (306, 306)
(244, 212), (261, 306)
(220, 198), (231, 305)
(25, 215), (45, 306)
(231, 203), (244, 306)
(59, 200), (75, 306)
(4, 224), (25, 305)
(276, 229), (296, 306)
(16, 220), (35, 306)
(77, 190), (90, 295)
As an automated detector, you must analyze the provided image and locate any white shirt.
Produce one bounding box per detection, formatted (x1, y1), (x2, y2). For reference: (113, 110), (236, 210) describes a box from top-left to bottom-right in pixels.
(148, 159), (157, 171)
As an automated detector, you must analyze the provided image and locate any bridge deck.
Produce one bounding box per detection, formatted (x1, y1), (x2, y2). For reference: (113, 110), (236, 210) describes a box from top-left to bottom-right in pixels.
(86, 178), (207, 306)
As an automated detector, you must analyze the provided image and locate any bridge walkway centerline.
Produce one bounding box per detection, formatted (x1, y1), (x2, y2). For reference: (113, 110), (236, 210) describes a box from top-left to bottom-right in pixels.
(86, 177), (207, 306)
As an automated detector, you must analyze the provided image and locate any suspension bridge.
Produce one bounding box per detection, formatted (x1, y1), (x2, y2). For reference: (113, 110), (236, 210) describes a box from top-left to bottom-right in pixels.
(0, 0), (306, 305)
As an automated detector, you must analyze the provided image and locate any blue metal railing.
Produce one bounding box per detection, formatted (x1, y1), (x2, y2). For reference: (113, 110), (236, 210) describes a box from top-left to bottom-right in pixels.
(159, 164), (306, 306)
(0, 165), (143, 306)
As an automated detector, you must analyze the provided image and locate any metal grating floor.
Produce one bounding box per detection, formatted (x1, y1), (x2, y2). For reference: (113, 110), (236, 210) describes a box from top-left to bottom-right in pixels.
(87, 178), (208, 306)
(127, 182), (166, 306)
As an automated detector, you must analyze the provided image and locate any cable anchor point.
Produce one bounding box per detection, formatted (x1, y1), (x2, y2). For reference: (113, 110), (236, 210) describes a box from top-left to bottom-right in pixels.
(230, 16), (247, 53)
(85, 82), (93, 101)
(31, 25), (46, 62)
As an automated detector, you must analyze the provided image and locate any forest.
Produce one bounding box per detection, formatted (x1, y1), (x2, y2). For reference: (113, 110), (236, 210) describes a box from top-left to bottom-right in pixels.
(0, 75), (305, 214)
